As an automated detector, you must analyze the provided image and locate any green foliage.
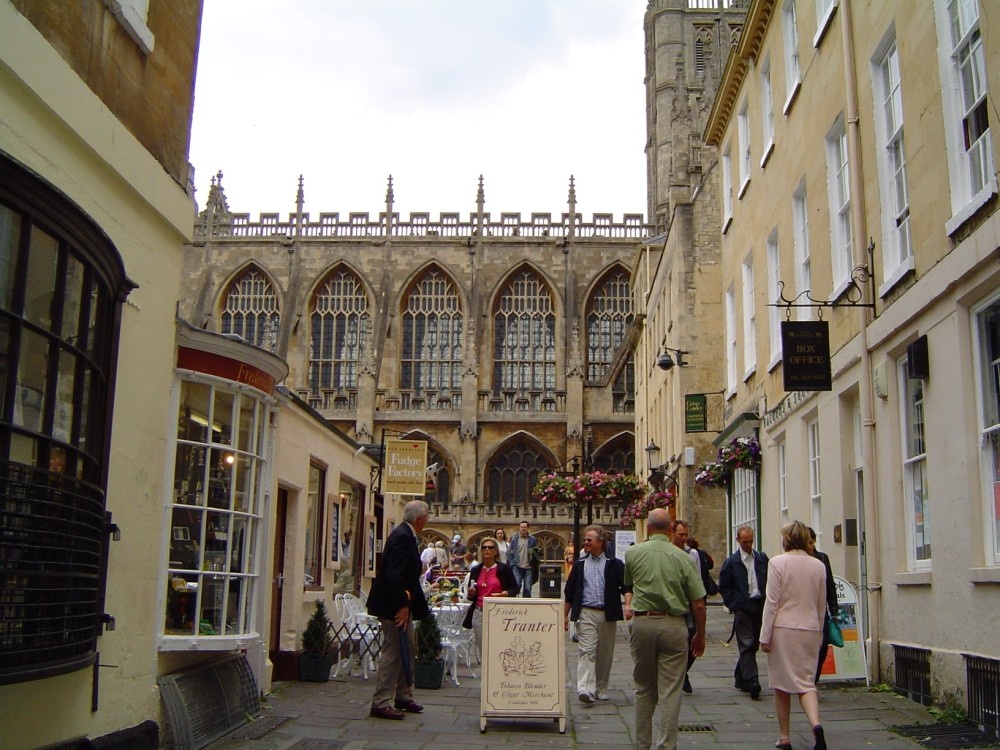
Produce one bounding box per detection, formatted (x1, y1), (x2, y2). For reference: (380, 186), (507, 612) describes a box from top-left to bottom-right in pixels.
(869, 682), (896, 693)
(416, 611), (443, 662)
(929, 692), (967, 725)
(301, 600), (334, 655)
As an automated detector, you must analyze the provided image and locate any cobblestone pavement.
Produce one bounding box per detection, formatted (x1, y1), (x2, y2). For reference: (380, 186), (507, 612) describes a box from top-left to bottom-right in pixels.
(207, 603), (935, 749)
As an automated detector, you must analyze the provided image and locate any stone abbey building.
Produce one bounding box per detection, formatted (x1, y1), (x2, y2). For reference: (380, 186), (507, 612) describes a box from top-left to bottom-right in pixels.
(180, 174), (653, 559)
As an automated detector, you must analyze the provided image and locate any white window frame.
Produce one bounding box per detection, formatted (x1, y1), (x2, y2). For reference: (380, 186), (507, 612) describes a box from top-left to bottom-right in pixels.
(731, 467), (760, 545)
(808, 418), (822, 544)
(871, 34), (914, 295)
(760, 57), (775, 166)
(973, 292), (1000, 565)
(792, 182), (813, 320)
(933, 0), (997, 234)
(782, 0), (802, 112)
(738, 102), (752, 196)
(825, 118), (853, 296)
(722, 145), (734, 230)
(767, 230), (782, 369)
(725, 286), (737, 396)
(813, 0), (837, 48)
(778, 439), (789, 527)
(742, 254), (756, 378)
(899, 357), (931, 569)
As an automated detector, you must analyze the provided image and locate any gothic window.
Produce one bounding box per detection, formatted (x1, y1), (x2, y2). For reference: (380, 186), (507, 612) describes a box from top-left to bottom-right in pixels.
(309, 268), (370, 396)
(591, 434), (635, 475)
(492, 269), (556, 396)
(586, 268), (633, 381)
(401, 267), (463, 394)
(486, 440), (549, 512)
(220, 267), (280, 352)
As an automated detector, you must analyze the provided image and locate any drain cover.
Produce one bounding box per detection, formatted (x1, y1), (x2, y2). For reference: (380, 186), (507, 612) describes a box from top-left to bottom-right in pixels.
(678, 723), (715, 733)
(225, 714), (295, 740)
(894, 723), (1000, 749)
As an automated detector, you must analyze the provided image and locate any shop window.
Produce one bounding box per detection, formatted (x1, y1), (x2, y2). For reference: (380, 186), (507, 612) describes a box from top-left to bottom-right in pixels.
(0, 154), (130, 683)
(165, 379), (269, 641)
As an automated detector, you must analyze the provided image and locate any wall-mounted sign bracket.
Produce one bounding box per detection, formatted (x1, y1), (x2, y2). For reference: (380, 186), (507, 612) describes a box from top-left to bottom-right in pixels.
(769, 239), (877, 316)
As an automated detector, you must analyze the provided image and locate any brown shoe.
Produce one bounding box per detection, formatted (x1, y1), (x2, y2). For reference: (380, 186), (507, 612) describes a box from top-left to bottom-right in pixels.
(370, 705), (405, 720)
(394, 698), (424, 713)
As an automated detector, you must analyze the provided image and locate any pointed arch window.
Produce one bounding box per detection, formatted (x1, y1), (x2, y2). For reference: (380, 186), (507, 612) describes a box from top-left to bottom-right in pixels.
(401, 268), (463, 394)
(586, 269), (632, 381)
(486, 440), (549, 512)
(591, 435), (635, 475)
(309, 268), (370, 396)
(493, 269), (556, 396)
(220, 267), (280, 352)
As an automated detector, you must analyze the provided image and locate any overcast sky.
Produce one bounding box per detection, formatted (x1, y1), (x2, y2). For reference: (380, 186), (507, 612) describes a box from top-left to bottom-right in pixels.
(189, 1), (648, 222)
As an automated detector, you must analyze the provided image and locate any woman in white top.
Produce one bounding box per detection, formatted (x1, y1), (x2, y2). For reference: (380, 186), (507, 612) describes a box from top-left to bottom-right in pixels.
(493, 528), (510, 560)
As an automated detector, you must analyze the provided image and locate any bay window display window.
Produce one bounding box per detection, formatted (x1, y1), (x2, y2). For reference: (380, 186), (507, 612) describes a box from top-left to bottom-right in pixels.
(976, 296), (1000, 563)
(164, 377), (271, 641)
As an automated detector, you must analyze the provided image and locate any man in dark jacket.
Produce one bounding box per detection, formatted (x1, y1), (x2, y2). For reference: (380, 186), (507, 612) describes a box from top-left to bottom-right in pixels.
(808, 526), (839, 682)
(563, 525), (631, 703)
(718, 525), (768, 699)
(367, 500), (430, 720)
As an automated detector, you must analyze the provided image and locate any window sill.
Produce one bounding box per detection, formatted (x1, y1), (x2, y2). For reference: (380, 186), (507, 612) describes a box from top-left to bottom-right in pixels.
(767, 354), (782, 373)
(878, 257), (915, 298)
(783, 82), (801, 115)
(101, 0), (155, 54)
(723, 214), (733, 235)
(159, 633), (260, 651)
(738, 177), (751, 200)
(969, 567), (1000, 584)
(760, 140), (775, 169)
(742, 366), (756, 383)
(894, 570), (932, 586)
(945, 178), (999, 236)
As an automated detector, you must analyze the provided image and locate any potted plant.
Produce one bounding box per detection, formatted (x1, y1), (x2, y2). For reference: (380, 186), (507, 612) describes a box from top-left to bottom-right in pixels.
(299, 600), (335, 682)
(413, 611), (445, 689)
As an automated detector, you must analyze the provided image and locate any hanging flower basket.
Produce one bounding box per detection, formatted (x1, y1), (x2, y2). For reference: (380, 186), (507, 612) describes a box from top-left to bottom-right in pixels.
(533, 470), (648, 508)
(717, 436), (762, 470)
(620, 488), (675, 527)
(694, 460), (731, 488)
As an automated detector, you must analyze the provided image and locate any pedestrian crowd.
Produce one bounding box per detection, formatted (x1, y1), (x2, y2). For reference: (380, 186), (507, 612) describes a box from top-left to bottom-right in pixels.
(367, 500), (836, 750)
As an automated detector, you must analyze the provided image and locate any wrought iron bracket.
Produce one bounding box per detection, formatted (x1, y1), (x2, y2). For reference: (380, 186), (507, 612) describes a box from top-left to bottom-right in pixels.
(769, 239), (877, 316)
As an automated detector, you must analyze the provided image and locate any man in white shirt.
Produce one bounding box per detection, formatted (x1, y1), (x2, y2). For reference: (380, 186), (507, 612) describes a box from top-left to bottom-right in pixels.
(718, 525), (769, 700)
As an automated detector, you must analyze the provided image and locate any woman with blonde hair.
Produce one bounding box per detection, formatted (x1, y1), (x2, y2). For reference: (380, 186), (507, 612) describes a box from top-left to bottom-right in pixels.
(760, 520), (828, 750)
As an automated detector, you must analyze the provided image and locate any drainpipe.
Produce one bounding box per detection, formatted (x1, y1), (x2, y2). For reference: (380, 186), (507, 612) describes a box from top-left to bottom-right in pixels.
(841, 0), (881, 681)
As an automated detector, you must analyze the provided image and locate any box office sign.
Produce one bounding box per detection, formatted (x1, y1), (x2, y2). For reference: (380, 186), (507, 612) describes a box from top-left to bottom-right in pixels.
(383, 439), (428, 495)
(781, 320), (832, 391)
(480, 598), (566, 731)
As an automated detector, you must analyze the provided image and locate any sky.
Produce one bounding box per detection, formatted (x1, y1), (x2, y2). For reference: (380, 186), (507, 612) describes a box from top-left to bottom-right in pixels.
(188, 1), (649, 223)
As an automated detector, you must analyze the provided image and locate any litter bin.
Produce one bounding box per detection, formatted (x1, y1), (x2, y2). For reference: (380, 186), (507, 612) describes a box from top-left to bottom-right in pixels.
(538, 563), (563, 598)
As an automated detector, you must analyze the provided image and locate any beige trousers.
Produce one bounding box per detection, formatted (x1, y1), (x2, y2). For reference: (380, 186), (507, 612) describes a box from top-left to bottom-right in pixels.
(628, 614), (688, 750)
(575, 607), (616, 697)
(372, 618), (415, 709)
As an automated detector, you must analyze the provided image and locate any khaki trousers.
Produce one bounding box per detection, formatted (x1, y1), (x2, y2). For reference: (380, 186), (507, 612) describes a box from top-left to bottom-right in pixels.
(575, 607), (616, 697)
(372, 618), (415, 709)
(628, 614), (688, 750)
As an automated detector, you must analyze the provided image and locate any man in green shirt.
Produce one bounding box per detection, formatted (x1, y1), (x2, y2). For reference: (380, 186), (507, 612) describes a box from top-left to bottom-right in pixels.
(624, 508), (706, 750)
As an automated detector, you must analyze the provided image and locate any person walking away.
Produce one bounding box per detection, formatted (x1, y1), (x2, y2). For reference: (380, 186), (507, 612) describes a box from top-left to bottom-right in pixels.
(760, 521), (829, 750)
(449, 534), (467, 570)
(463, 538), (516, 660)
(493, 527), (510, 561)
(563, 525), (631, 704)
(367, 500), (430, 720)
(506, 520), (538, 597)
(807, 526), (839, 683)
(718, 524), (768, 699)
(670, 520), (701, 694)
(624, 508), (706, 750)
(434, 540), (448, 570)
(419, 542), (436, 575)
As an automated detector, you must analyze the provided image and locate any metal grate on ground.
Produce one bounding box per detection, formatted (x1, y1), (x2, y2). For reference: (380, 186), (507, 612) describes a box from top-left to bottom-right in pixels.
(894, 723), (1000, 749)
(678, 724), (715, 732)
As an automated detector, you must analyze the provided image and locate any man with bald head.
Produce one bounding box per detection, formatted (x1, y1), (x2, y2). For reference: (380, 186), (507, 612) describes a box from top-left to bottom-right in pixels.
(624, 509), (706, 750)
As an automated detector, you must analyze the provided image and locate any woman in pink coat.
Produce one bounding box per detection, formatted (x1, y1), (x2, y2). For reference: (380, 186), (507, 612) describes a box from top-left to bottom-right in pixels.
(760, 520), (828, 750)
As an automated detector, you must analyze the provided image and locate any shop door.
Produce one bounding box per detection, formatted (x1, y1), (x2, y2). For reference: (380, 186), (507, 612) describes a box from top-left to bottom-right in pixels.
(269, 488), (288, 654)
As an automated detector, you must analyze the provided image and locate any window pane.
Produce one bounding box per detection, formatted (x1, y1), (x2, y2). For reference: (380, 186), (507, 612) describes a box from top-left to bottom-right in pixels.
(24, 226), (58, 330)
(212, 388), (234, 445)
(0, 204), (21, 311)
(237, 393), (255, 452)
(53, 347), (76, 443)
(14, 328), (49, 432)
(178, 380), (210, 443)
(61, 254), (85, 343)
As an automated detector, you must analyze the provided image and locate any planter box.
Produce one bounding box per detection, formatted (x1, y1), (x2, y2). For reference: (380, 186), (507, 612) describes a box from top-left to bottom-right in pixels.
(299, 652), (334, 682)
(414, 659), (445, 689)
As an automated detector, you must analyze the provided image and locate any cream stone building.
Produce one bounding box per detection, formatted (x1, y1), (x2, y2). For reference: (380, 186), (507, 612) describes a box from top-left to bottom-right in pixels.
(704, 0), (1000, 721)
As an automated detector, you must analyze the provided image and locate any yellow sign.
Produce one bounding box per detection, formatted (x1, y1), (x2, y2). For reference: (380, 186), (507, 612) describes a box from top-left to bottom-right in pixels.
(383, 439), (428, 495)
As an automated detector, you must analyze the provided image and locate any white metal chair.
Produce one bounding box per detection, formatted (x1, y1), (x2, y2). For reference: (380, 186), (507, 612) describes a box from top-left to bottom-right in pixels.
(434, 604), (476, 686)
(332, 593), (381, 679)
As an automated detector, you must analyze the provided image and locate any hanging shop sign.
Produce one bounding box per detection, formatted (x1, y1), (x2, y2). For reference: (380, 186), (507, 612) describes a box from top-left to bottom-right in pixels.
(382, 439), (428, 495)
(781, 320), (832, 391)
(685, 394), (707, 433)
